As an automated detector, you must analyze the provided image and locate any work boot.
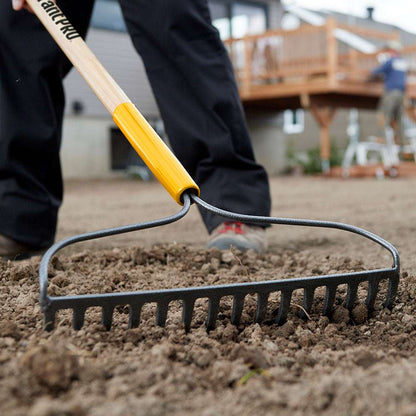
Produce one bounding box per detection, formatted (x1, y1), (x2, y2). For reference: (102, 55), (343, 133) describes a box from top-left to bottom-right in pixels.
(0, 234), (43, 261)
(207, 221), (267, 253)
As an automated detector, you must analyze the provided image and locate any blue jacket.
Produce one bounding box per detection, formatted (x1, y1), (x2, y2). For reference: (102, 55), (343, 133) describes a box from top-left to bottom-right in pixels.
(372, 56), (407, 92)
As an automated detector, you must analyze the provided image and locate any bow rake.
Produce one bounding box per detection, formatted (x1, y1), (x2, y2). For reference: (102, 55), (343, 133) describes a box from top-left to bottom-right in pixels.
(39, 192), (399, 331)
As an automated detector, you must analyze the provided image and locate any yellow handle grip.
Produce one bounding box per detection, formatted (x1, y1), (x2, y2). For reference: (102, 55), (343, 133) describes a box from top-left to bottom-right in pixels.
(113, 103), (200, 204)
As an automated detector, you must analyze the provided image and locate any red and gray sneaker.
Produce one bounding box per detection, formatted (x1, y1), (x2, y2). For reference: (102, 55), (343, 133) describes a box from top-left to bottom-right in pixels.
(207, 221), (267, 253)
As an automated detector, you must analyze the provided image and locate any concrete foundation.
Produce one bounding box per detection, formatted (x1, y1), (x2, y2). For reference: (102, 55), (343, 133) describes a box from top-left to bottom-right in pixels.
(246, 112), (287, 175)
(61, 116), (114, 179)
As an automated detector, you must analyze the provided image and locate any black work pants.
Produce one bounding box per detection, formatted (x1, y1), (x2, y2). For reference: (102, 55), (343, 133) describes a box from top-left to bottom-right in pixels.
(0, 0), (271, 249)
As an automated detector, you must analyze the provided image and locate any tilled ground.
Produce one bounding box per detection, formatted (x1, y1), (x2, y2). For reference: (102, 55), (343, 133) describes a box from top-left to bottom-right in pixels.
(1, 176), (416, 416)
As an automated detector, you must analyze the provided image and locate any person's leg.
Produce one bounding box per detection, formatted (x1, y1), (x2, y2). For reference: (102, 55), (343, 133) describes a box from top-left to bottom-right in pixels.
(118, 0), (271, 233)
(392, 91), (405, 145)
(377, 93), (390, 138)
(0, 1), (94, 250)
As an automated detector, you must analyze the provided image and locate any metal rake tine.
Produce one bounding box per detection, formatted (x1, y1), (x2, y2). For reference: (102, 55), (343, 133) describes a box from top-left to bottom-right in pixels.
(73, 307), (86, 330)
(323, 285), (337, 316)
(255, 292), (269, 323)
(156, 301), (169, 327)
(102, 305), (114, 330)
(182, 298), (195, 332)
(129, 303), (143, 328)
(43, 309), (56, 332)
(345, 282), (359, 310)
(231, 294), (245, 325)
(366, 279), (380, 312)
(384, 275), (399, 309)
(300, 287), (315, 319)
(206, 297), (220, 331)
(276, 290), (292, 325)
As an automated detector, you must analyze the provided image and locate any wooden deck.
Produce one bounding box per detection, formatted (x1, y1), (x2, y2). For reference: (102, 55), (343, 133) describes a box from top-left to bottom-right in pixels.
(224, 20), (416, 168)
(225, 19), (416, 108)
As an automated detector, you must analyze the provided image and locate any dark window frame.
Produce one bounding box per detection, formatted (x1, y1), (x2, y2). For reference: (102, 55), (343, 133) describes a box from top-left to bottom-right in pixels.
(209, 0), (270, 38)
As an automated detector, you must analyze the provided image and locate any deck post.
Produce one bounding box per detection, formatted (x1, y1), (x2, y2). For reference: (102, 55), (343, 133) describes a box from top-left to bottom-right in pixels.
(326, 18), (338, 87)
(242, 38), (253, 96)
(310, 105), (337, 172)
(349, 48), (358, 80)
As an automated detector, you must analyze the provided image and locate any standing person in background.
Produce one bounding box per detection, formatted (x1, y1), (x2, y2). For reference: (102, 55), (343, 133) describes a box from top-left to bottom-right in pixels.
(370, 40), (408, 145)
(0, 0), (271, 260)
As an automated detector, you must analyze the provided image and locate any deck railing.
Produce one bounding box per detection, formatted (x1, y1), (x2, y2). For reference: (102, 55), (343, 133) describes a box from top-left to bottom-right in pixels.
(223, 18), (415, 96)
(224, 23), (329, 91)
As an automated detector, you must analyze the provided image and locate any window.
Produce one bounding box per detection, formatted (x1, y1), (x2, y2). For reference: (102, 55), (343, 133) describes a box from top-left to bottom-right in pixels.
(209, 2), (231, 39)
(110, 127), (142, 170)
(91, 0), (127, 32)
(232, 3), (267, 37)
(208, 0), (268, 40)
(283, 109), (305, 134)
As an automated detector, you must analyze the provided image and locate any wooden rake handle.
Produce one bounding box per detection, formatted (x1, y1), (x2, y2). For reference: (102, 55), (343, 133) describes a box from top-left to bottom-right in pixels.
(26, 0), (199, 204)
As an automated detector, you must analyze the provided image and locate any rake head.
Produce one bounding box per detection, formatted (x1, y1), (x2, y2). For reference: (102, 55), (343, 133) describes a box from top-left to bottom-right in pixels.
(28, 0), (399, 332)
(39, 192), (400, 332)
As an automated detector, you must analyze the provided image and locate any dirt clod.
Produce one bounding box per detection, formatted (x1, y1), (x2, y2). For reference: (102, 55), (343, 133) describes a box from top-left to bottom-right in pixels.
(331, 306), (350, 324)
(0, 321), (22, 340)
(21, 343), (82, 393)
(352, 303), (368, 324)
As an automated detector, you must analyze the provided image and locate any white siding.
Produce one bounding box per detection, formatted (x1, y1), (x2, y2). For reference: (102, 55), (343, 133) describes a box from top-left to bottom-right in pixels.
(64, 29), (159, 119)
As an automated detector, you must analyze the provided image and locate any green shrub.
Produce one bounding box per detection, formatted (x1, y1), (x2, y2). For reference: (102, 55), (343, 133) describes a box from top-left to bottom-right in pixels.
(286, 141), (343, 174)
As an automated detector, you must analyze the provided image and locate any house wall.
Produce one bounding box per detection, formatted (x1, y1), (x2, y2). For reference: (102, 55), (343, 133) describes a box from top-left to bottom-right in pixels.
(246, 112), (286, 175)
(61, 117), (114, 178)
(64, 29), (159, 119)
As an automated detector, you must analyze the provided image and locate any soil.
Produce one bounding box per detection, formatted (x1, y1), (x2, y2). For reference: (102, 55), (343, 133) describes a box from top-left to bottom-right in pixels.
(1, 176), (416, 416)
